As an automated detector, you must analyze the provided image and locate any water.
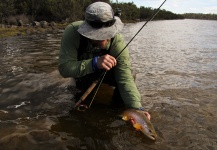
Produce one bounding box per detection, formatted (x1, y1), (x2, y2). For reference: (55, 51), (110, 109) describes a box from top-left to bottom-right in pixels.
(0, 19), (217, 149)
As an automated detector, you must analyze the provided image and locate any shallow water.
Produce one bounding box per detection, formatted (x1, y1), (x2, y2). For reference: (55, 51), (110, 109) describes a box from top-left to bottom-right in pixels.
(0, 19), (217, 149)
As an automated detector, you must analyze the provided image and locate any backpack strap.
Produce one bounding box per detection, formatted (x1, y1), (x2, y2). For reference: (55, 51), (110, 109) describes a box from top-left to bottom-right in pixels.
(77, 34), (88, 61)
(108, 38), (114, 54)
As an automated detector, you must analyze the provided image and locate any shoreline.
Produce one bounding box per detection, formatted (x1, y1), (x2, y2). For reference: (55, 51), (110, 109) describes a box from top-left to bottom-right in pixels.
(1, 18), (215, 39)
(0, 23), (68, 39)
(0, 19), (177, 39)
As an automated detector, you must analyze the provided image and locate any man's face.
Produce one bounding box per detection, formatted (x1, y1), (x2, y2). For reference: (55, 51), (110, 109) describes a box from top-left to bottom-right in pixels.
(91, 39), (111, 49)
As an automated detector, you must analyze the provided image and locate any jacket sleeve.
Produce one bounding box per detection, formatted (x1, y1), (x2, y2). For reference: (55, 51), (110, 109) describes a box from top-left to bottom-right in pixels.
(111, 34), (143, 109)
(58, 22), (95, 78)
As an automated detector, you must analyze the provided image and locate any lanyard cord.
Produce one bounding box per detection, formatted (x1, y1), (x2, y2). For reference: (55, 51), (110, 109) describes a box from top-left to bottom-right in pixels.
(88, 0), (167, 108)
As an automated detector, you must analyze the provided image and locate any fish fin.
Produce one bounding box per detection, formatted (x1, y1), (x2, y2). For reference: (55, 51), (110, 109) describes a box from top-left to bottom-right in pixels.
(133, 123), (141, 130)
(122, 116), (129, 121)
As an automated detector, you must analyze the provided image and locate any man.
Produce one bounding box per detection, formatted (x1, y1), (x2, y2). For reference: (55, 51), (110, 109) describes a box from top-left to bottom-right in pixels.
(58, 2), (150, 119)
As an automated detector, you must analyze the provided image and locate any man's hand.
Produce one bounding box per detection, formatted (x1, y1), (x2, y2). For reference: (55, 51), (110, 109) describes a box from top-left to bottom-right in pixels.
(144, 111), (151, 120)
(97, 54), (117, 71)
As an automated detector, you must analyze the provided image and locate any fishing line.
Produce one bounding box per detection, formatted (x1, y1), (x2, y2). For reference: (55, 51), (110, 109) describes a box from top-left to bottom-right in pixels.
(116, 0), (167, 59)
(79, 0), (167, 110)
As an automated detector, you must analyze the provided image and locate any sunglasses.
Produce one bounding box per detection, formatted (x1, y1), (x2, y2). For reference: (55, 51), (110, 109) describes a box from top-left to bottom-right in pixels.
(87, 18), (116, 28)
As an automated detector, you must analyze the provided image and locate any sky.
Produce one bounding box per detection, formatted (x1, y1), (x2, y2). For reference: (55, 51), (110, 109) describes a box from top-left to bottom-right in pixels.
(116, 0), (217, 14)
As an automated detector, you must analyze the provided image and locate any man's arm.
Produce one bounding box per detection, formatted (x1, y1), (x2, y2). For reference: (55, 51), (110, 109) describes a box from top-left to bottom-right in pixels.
(110, 34), (143, 109)
(58, 22), (95, 78)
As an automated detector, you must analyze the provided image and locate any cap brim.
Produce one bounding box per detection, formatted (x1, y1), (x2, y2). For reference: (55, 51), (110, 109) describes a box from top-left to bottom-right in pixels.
(77, 16), (124, 40)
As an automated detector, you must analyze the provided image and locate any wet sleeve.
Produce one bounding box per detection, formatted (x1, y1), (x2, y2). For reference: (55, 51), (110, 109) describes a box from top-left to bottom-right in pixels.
(111, 34), (143, 109)
(58, 23), (95, 78)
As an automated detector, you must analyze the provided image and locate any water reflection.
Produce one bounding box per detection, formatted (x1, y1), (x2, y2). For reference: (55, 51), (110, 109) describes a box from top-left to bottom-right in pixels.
(0, 20), (217, 149)
(125, 20), (217, 92)
(1, 34), (60, 75)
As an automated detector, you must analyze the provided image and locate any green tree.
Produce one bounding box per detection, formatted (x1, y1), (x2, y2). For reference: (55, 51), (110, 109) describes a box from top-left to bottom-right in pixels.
(26, 0), (48, 21)
(140, 7), (153, 20)
(0, 0), (16, 22)
(117, 2), (139, 20)
(47, 0), (74, 21)
(184, 13), (217, 20)
(14, 0), (28, 15)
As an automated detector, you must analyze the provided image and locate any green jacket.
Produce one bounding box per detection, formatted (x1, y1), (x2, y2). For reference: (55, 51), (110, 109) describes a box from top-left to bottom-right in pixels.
(58, 21), (142, 109)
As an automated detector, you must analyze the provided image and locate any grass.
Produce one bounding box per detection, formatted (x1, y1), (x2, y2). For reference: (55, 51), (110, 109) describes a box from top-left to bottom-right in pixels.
(0, 21), (138, 39)
(0, 23), (68, 39)
(0, 27), (26, 38)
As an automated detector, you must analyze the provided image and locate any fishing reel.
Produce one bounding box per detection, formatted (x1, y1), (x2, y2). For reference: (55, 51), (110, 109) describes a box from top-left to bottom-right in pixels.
(76, 104), (88, 111)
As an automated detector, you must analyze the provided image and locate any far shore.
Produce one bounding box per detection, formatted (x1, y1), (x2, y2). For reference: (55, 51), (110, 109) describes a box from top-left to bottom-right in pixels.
(0, 19), (143, 39)
(1, 18), (215, 39)
(0, 22), (69, 39)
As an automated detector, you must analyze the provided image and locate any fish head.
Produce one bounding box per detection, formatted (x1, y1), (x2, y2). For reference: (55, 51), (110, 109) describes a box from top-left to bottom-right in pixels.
(140, 123), (157, 141)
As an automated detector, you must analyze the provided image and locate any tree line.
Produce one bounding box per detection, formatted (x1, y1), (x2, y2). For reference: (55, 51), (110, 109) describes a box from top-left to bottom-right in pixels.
(0, 0), (216, 25)
(183, 13), (217, 20)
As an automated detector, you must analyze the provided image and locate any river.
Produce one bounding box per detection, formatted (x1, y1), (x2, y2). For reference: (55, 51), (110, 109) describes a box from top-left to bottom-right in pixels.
(0, 19), (217, 150)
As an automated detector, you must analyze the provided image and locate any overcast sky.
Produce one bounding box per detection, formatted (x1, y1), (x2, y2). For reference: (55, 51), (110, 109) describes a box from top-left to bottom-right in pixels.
(116, 0), (217, 14)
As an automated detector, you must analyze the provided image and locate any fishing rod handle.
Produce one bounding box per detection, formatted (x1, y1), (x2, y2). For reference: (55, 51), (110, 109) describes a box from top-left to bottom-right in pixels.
(74, 80), (98, 108)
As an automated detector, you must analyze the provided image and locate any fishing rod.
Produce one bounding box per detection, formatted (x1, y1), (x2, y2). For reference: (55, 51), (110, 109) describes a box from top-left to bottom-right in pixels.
(74, 0), (167, 111)
(116, 0), (167, 59)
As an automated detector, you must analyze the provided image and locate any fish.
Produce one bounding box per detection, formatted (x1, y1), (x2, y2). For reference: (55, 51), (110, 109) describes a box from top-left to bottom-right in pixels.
(121, 109), (157, 141)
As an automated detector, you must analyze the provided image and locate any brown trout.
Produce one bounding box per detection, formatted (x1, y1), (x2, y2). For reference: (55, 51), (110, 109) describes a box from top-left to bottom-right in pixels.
(121, 109), (157, 140)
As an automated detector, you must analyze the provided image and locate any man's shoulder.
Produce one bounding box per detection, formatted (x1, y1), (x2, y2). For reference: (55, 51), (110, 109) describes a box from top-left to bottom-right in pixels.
(114, 33), (124, 41)
(63, 21), (83, 37)
(70, 21), (84, 28)
(112, 33), (125, 45)
(65, 21), (84, 31)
